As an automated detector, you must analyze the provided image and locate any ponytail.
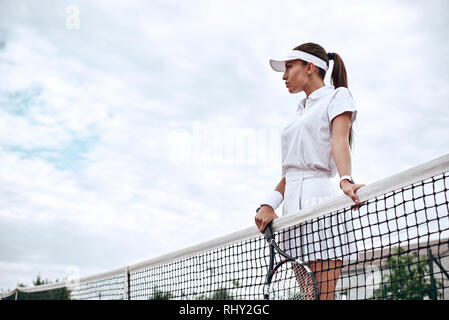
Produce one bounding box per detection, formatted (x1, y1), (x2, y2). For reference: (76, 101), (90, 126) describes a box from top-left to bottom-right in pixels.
(327, 52), (348, 89)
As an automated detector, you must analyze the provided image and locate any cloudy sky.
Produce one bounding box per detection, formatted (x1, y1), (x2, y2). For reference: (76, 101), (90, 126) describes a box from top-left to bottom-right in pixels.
(1, 0), (448, 292)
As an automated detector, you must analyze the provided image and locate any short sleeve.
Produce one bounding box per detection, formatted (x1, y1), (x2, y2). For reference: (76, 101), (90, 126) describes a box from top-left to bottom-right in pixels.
(328, 87), (357, 124)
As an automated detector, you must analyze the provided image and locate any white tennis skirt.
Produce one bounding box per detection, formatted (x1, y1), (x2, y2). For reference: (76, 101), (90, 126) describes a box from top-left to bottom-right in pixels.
(280, 170), (358, 262)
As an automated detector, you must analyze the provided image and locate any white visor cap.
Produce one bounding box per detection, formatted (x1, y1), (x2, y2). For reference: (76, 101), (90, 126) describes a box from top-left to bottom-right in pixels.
(269, 50), (329, 72)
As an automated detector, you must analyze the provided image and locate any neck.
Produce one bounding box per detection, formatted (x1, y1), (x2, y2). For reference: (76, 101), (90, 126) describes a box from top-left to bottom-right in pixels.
(304, 79), (325, 98)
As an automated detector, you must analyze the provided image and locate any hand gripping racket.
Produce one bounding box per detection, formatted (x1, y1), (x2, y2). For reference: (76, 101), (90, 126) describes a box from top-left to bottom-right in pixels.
(263, 221), (320, 300)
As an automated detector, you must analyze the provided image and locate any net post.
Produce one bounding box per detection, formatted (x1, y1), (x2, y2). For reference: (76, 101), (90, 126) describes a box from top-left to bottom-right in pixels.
(430, 250), (449, 280)
(124, 267), (130, 300)
(428, 249), (438, 300)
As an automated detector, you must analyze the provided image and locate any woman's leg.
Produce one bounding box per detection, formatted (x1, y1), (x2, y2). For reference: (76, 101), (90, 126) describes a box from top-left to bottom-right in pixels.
(308, 259), (342, 300)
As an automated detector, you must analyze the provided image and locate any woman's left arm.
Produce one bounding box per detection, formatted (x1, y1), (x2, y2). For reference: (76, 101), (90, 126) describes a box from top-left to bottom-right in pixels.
(331, 112), (365, 209)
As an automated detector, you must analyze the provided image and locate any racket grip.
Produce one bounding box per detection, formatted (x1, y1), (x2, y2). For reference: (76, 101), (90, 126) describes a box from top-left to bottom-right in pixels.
(264, 221), (274, 241)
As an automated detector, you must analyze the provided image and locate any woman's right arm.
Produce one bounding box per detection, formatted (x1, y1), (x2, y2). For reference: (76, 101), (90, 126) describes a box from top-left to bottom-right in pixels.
(274, 177), (286, 197)
(254, 178), (286, 233)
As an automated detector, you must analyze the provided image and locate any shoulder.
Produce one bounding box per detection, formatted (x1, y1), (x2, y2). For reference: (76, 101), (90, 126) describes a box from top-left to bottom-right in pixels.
(327, 86), (357, 122)
(333, 86), (354, 100)
(329, 86), (356, 108)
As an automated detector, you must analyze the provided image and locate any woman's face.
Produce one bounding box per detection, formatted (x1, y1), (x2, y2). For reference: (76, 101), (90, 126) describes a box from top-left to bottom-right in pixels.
(282, 60), (308, 94)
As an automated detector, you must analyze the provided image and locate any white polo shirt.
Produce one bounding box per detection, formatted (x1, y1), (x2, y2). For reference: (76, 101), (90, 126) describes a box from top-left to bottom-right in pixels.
(281, 85), (357, 178)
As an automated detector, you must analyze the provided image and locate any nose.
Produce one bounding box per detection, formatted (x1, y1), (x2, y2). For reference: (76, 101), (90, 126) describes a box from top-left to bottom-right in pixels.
(282, 70), (288, 80)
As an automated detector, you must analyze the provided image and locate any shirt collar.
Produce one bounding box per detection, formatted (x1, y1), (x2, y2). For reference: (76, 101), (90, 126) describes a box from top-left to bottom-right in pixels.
(297, 85), (334, 111)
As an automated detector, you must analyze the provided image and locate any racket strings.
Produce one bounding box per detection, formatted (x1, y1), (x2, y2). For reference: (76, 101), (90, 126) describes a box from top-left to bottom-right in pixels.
(269, 260), (317, 300)
(292, 262), (316, 300)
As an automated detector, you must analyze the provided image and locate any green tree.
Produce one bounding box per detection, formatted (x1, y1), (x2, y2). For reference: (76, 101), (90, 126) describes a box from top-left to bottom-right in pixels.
(32, 274), (50, 286)
(211, 287), (233, 300)
(16, 274), (71, 300)
(148, 287), (173, 300)
(374, 247), (441, 300)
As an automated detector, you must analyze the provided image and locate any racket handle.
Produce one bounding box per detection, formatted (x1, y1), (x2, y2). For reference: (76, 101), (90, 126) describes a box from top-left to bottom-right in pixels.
(264, 221), (274, 241)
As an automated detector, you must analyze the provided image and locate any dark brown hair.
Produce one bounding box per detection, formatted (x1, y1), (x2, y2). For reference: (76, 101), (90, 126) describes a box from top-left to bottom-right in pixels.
(293, 42), (353, 148)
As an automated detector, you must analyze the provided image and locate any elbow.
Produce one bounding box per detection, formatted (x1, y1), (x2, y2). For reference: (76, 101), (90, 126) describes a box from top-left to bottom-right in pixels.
(331, 138), (348, 149)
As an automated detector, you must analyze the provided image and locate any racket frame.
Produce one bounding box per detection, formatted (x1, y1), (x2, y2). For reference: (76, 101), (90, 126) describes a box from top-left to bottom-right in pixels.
(263, 222), (320, 300)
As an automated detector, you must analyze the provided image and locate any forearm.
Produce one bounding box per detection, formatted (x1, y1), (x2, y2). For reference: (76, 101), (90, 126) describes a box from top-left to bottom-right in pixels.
(274, 177), (286, 197)
(331, 140), (352, 178)
(330, 114), (364, 206)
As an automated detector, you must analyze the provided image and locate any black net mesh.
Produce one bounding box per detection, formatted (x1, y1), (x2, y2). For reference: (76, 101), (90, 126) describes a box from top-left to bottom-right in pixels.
(3, 169), (449, 300)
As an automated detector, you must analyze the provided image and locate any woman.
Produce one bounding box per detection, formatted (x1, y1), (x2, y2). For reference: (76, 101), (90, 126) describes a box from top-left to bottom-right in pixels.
(254, 42), (365, 300)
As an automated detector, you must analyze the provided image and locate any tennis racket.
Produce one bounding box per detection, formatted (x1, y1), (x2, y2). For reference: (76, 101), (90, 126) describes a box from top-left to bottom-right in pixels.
(263, 221), (320, 300)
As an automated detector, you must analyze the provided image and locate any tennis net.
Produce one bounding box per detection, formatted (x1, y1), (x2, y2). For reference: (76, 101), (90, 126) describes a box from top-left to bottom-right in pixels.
(2, 153), (449, 300)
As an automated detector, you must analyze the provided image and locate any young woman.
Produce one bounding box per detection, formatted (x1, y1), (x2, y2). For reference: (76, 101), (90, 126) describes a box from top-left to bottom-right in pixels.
(254, 42), (365, 300)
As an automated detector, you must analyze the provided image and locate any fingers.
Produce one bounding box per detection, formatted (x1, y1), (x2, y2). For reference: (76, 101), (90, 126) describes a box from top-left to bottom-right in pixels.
(254, 213), (264, 233)
(255, 215), (273, 233)
(258, 219), (269, 234)
(255, 208), (277, 233)
(345, 184), (366, 210)
(350, 184), (366, 211)
(254, 215), (262, 232)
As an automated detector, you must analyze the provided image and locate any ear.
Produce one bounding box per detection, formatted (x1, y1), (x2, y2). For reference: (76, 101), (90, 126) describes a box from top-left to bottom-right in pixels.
(306, 62), (317, 75)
